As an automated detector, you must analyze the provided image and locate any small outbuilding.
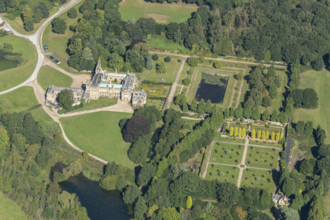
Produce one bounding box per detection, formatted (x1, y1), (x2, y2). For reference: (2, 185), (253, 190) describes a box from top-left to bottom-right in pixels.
(272, 194), (290, 206)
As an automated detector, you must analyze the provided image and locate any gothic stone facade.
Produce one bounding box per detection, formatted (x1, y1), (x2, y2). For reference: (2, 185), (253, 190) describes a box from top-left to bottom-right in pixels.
(46, 61), (147, 108)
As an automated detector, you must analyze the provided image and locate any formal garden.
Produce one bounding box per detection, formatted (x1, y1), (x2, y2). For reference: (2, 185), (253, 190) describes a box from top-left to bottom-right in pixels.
(206, 164), (239, 185)
(210, 142), (244, 165)
(241, 169), (274, 193)
(245, 146), (280, 169)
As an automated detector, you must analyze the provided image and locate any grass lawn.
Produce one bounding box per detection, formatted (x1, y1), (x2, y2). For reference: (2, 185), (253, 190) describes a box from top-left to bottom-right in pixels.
(38, 66), (73, 91)
(324, 182), (330, 219)
(60, 112), (135, 168)
(211, 142), (244, 165)
(206, 164), (239, 185)
(42, 1), (84, 73)
(3, 0), (59, 35)
(0, 86), (53, 125)
(293, 69), (330, 144)
(119, 0), (198, 23)
(245, 146), (279, 169)
(0, 35), (37, 92)
(59, 98), (118, 114)
(241, 168), (274, 193)
(186, 67), (236, 108)
(147, 35), (188, 52)
(183, 119), (201, 130)
(218, 137), (246, 144)
(139, 83), (170, 98)
(0, 191), (30, 220)
(138, 55), (182, 83)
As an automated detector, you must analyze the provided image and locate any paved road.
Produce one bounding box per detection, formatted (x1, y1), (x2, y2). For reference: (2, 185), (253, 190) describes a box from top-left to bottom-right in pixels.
(0, 0), (82, 95)
(163, 58), (186, 110)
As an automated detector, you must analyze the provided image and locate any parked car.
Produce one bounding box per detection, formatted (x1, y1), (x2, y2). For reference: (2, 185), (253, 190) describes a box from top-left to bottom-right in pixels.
(43, 45), (48, 51)
(49, 56), (61, 64)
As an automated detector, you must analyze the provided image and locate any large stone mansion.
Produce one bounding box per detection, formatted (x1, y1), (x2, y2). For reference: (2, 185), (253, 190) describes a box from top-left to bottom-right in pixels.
(46, 61), (147, 108)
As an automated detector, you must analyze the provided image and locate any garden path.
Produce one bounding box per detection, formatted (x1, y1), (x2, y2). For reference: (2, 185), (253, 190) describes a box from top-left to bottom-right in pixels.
(237, 137), (249, 187)
(202, 141), (215, 179)
(163, 58), (186, 110)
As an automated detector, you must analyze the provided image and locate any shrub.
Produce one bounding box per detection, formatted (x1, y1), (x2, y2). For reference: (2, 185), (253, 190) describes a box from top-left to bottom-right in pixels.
(51, 18), (67, 34)
(164, 56), (171, 62)
(82, 151), (89, 159)
(213, 61), (222, 69)
(67, 8), (78, 18)
(182, 78), (190, 86)
(187, 57), (199, 67)
(152, 54), (159, 61)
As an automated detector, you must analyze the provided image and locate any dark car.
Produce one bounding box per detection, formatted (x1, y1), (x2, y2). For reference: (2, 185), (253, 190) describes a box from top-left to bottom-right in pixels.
(43, 45), (48, 51)
(49, 56), (61, 64)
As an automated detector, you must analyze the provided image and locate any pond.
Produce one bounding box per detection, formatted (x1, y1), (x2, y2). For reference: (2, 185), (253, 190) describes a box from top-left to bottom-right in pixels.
(195, 78), (228, 104)
(0, 49), (22, 71)
(59, 174), (130, 220)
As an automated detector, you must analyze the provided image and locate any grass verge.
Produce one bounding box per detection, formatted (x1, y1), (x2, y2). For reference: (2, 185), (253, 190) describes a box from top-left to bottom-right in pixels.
(38, 66), (73, 90)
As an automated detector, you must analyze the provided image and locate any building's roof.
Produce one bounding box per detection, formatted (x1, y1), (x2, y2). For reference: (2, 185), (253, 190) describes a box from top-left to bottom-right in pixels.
(99, 83), (123, 89)
(132, 90), (147, 101)
(122, 74), (137, 92)
(47, 85), (83, 94)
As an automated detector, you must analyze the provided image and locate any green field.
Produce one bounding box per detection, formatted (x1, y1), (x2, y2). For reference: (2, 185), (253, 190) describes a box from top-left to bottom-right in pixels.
(0, 35), (37, 92)
(60, 112), (135, 168)
(186, 67), (236, 107)
(119, 0), (198, 23)
(206, 164), (239, 185)
(59, 98), (118, 114)
(241, 168), (274, 193)
(38, 66), (73, 91)
(211, 142), (244, 165)
(4, 0), (59, 35)
(293, 69), (330, 144)
(147, 35), (188, 52)
(0, 86), (53, 125)
(183, 119), (201, 130)
(138, 55), (182, 83)
(42, 1), (84, 73)
(0, 191), (30, 220)
(139, 83), (170, 98)
(245, 146), (279, 169)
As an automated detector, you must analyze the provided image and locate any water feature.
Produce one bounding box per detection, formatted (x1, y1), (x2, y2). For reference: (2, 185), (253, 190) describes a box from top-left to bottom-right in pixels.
(195, 78), (228, 103)
(59, 174), (130, 220)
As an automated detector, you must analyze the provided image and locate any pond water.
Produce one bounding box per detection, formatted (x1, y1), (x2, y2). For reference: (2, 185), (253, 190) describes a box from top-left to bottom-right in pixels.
(59, 174), (130, 220)
(195, 78), (228, 103)
(0, 49), (20, 71)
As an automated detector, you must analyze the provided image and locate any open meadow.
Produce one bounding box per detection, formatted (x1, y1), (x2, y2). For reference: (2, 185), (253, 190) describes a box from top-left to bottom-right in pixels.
(38, 66), (73, 91)
(0, 192), (30, 220)
(206, 164), (239, 185)
(119, 0), (197, 23)
(60, 112), (135, 168)
(0, 35), (37, 92)
(293, 69), (330, 144)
